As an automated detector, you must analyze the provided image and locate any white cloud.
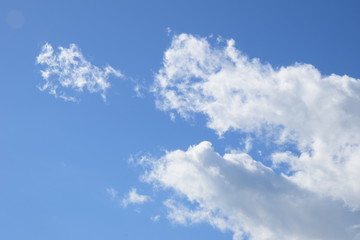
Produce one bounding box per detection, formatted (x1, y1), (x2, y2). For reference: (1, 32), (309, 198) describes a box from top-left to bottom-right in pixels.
(150, 215), (160, 222)
(122, 188), (150, 207)
(153, 33), (360, 210)
(143, 141), (360, 240)
(36, 43), (122, 102)
(169, 112), (176, 122)
(106, 187), (118, 200)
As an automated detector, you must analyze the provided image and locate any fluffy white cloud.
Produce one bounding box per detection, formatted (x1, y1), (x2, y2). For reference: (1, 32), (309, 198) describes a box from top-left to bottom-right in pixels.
(122, 188), (150, 207)
(143, 141), (360, 240)
(153, 33), (360, 210)
(36, 43), (122, 101)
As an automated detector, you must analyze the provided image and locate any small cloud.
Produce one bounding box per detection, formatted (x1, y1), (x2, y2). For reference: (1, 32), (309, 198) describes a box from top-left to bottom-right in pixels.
(106, 187), (118, 200)
(169, 112), (176, 122)
(36, 43), (123, 102)
(128, 153), (155, 167)
(132, 80), (149, 98)
(150, 215), (160, 222)
(166, 27), (172, 36)
(134, 84), (144, 97)
(122, 188), (150, 207)
(243, 137), (252, 153)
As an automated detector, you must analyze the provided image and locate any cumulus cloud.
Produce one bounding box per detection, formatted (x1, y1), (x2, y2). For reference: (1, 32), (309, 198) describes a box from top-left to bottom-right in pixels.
(122, 188), (150, 207)
(143, 141), (360, 240)
(153, 33), (360, 211)
(36, 43), (122, 101)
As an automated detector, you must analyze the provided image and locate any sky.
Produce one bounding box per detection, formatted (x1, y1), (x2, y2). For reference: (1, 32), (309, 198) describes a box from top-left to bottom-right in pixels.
(1, 0), (360, 239)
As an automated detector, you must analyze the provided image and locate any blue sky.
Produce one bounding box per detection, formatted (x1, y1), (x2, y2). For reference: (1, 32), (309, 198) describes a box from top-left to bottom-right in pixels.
(1, 1), (360, 239)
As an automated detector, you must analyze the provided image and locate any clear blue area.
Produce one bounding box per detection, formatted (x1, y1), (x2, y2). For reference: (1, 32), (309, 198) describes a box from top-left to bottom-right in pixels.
(1, 0), (359, 239)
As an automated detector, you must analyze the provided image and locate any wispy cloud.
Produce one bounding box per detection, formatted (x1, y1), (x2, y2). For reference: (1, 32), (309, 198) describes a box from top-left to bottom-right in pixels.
(122, 188), (150, 207)
(150, 215), (160, 222)
(143, 141), (360, 240)
(106, 187), (119, 201)
(36, 43), (122, 102)
(153, 33), (360, 211)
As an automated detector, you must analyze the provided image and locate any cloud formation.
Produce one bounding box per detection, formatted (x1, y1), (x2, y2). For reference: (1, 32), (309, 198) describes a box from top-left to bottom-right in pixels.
(153, 33), (360, 211)
(36, 43), (122, 101)
(143, 141), (360, 240)
(122, 188), (150, 207)
(106, 187), (119, 200)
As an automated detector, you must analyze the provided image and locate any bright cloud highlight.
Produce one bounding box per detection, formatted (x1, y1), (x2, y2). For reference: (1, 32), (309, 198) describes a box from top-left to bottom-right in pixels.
(153, 33), (360, 211)
(143, 141), (360, 240)
(36, 43), (122, 101)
